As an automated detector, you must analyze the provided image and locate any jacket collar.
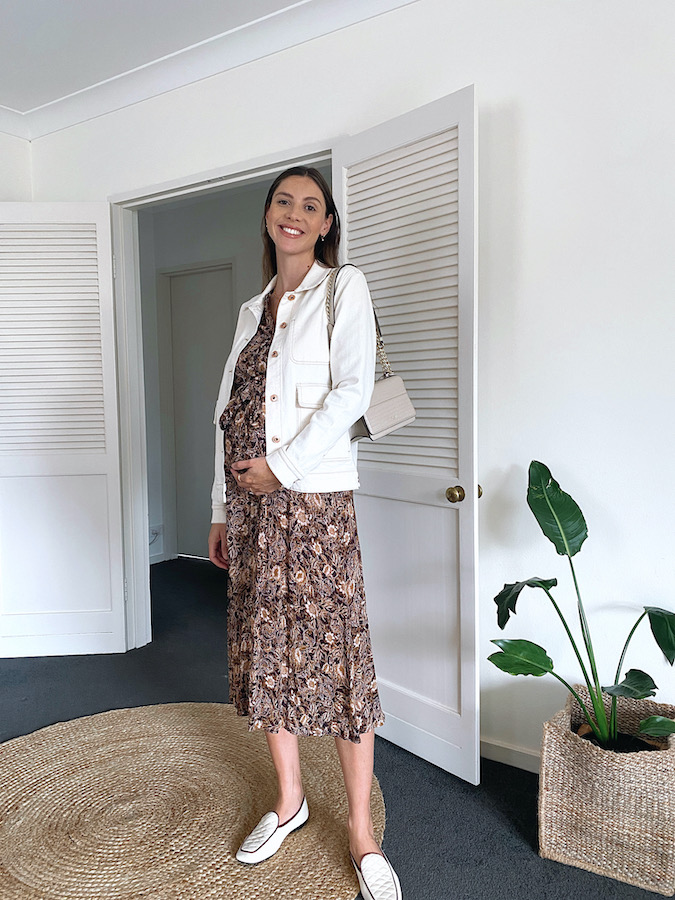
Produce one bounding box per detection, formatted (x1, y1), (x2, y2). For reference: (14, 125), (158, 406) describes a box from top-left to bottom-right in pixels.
(243, 261), (333, 314)
(296, 260), (333, 291)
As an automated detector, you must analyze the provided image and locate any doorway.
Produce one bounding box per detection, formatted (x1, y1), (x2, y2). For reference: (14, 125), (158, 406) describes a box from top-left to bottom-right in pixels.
(136, 167), (332, 564)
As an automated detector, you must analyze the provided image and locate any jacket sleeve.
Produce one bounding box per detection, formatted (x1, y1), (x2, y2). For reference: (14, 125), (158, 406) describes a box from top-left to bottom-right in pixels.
(211, 423), (227, 524)
(266, 266), (376, 487)
(210, 302), (253, 524)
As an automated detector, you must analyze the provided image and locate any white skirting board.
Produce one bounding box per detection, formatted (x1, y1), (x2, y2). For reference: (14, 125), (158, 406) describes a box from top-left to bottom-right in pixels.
(480, 738), (541, 775)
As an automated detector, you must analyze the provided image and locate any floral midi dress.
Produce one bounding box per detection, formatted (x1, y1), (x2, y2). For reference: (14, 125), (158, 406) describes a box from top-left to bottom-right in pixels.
(219, 299), (384, 743)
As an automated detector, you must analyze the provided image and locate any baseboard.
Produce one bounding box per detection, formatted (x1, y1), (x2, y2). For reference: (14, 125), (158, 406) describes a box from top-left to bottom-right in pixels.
(480, 738), (540, 774)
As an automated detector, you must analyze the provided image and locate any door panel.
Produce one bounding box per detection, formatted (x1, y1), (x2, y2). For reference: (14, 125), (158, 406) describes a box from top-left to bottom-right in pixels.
(169, 266), (233, 557)
(333, 87), (479, 782)
(0, 204), (125, 657)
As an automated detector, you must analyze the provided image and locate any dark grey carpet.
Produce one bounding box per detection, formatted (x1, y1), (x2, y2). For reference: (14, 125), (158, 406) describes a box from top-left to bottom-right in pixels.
(0, 559), (663, 899)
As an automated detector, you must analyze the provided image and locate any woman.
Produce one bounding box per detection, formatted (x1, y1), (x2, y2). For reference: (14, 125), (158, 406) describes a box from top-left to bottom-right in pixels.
(208, 166), (402, 900)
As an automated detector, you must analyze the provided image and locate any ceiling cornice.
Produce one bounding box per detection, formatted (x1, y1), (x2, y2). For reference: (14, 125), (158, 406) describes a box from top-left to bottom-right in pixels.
(0, 0), (417, 142)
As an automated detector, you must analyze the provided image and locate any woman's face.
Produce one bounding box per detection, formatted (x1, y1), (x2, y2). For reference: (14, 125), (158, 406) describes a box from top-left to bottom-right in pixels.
(265, 176), (333, 262)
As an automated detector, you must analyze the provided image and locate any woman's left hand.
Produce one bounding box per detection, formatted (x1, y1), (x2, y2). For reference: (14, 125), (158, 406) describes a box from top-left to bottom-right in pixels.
(231, 457), (282, 494)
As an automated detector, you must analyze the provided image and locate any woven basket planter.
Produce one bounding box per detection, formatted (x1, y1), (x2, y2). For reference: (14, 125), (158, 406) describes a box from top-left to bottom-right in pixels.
(539, 687), (675, 896)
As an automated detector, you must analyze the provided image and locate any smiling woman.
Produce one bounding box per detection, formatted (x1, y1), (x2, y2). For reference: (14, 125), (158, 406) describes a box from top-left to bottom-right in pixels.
(206, 166), (402, 898)
(261, 167), (340, 287)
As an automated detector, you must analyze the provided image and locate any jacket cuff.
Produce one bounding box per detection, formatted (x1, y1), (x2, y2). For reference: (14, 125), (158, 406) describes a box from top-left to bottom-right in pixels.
(266, 448), (300, 489)
(211, 505), (227, 524)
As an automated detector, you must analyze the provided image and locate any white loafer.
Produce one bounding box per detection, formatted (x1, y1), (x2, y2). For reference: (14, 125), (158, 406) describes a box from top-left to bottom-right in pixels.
(235, 797), (309, 864)
(351, 851), (402, 900)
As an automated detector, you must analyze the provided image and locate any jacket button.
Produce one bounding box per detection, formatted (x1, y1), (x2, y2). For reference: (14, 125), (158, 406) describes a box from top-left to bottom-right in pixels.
(279, 322), (287, 328)
(271, 350), (278, 358)
(272, 435), (280, 443)
(270, 394), (278, 402)
(288, 294), (295, 301)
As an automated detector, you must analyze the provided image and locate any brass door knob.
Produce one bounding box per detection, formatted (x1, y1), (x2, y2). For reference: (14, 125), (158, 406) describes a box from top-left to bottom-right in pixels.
(445, 485), (466, 503)
(478, 484), (483, 498)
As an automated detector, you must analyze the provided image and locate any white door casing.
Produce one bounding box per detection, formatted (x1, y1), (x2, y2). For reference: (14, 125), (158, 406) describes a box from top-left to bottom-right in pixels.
(0, 203), (126, 657)
(332, 87), (479, 783)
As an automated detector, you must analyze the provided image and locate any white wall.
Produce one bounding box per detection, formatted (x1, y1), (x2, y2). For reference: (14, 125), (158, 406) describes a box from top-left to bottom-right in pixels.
(0, 132), (31, 200)
(27, 0), (675, 767)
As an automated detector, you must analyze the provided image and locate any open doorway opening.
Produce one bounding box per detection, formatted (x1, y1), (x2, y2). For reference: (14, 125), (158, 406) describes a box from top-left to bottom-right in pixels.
(136, 164), (332, 564)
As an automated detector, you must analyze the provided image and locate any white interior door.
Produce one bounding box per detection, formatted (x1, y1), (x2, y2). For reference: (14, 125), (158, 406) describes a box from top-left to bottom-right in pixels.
(333, 87), (479, 783)
(0, 203), (126, 657)
(165, 265), (233, 558)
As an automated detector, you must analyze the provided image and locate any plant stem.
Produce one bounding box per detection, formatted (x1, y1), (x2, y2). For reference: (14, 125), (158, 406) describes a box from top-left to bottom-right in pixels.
(549, 671), (605, 742)
(568, 556), (608, 738)
(613, 610), (647, 684)
(543, 587), (596, 700)
(609, 610), (648, 740)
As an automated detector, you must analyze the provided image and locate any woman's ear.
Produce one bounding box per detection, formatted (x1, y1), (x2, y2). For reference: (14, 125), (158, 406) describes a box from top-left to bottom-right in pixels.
(322, 213), (334, 237)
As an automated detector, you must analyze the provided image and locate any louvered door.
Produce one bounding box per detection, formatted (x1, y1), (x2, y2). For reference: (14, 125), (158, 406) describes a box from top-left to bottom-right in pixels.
(333, 87), (479, 783)
(0, 203), (126, 657)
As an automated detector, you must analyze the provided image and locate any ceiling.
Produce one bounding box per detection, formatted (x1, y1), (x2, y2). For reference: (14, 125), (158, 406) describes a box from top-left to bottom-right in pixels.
(0, 0), (417, 140)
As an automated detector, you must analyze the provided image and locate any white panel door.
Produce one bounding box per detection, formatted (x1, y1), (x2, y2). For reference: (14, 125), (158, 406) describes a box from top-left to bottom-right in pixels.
(168, 266), (233, 558)
(333, 87), (479, 783)
(0, 203), (126, 657)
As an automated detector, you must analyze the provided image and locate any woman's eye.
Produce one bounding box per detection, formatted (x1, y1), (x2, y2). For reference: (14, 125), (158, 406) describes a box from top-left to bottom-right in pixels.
(277, 198), (288, 205)
(305, 205), (316, 212)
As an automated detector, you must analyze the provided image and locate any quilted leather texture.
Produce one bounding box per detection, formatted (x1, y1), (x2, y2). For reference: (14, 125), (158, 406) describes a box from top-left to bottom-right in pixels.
(240, 812), (279, 852)
(357, 853), (402, 900)
(237, 798), (309, 863)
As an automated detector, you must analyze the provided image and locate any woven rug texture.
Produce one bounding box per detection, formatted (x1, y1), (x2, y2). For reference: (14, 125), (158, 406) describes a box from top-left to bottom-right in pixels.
(0, 702), (385, 899)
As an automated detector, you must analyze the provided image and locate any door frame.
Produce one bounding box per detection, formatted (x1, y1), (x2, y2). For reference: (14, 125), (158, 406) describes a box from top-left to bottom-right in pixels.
(110, 143), (332, 650)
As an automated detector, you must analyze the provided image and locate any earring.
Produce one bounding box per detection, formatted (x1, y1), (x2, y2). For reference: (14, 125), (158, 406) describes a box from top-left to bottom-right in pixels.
(320, 234), (325, 242)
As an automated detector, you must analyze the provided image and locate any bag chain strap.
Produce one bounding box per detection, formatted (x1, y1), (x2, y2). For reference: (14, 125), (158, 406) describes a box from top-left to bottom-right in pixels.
(325, 266), (394, 377)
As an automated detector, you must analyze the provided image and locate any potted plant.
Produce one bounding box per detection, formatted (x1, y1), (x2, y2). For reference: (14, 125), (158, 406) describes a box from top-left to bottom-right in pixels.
(488, 461), (675, 895)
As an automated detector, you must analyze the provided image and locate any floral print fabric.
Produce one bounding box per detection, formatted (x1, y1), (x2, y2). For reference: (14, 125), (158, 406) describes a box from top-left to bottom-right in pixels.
(219, 301), (384, 743)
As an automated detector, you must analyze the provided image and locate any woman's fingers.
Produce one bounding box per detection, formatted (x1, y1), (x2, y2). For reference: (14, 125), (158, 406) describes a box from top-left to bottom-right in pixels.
(208, 524), (229, 569)
(230, 457), (281, 494)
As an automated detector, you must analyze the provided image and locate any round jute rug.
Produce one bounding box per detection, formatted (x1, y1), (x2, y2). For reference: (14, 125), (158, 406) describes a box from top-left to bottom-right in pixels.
(0, 702), (385, 900)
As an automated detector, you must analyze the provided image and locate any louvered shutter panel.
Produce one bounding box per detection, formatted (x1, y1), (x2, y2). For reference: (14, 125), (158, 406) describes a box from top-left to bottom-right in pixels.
(0, 203), (126, 658)
(344, 128), (459, 477)
(0, 223), (106, 453)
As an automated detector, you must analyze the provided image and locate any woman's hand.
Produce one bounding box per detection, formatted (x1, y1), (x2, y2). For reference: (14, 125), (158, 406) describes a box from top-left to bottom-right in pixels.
(208, 523), (229, 569)
(231, 457), (282, 495)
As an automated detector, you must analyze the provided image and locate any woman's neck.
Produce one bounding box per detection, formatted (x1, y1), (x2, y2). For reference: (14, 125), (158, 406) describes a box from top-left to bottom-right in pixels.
(272, 254), (316, 298)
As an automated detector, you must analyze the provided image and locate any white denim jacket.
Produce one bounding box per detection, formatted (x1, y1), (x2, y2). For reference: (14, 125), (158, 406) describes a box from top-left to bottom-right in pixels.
(211, 262), (376, 523)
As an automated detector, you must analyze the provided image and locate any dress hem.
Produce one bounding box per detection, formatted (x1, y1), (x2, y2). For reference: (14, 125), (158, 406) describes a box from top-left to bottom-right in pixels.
(232, 704), (385, 745)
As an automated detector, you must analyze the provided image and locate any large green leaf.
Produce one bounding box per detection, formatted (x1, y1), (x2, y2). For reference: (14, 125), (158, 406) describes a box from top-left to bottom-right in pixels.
(494, 578), (558, 629)
(603, 668), (658, 699)
(527, 461), (588, 557)
(638, 716), (675, 737)
(645, 606), (675, 665)
(488, 639), (554, 676)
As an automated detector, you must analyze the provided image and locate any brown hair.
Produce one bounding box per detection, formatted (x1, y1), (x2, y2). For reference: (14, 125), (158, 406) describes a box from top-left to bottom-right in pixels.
(261, 166), (340, 286)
